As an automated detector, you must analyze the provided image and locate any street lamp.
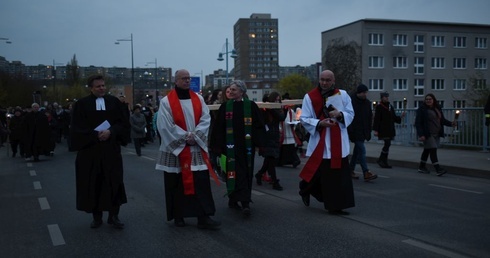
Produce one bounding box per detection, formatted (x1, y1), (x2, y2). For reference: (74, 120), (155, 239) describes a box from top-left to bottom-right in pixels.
(115, 33), (135, 105)
(217, 38), (237, 86)
(145, 58), (158, 103)
(0, 37), (12, 44)
(52, 60), (63, 103)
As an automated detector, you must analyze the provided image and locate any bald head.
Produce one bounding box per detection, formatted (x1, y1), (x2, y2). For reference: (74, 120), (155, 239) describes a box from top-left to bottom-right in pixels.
(175, 69), (191, 90)
(319, 70), (335, 90)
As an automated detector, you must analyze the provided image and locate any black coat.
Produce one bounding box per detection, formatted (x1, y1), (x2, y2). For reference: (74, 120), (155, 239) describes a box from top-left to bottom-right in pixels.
(415, 104), (452, 138)
(373, 102), (402, 139)
(259, 108), (286, 158)
(23, 111), (50, 154)
(8, 114), (25, 141)
(347, 93), (372, 142)
(70, 94), (130, 212)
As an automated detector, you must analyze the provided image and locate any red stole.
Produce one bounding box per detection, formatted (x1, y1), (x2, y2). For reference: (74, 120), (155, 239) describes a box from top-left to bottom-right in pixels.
(167, 90), (218, 195)
(299, 88), (342, 182)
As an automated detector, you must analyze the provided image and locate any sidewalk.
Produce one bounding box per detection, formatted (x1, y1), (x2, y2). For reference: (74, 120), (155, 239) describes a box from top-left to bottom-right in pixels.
(363, 142), (490, 179)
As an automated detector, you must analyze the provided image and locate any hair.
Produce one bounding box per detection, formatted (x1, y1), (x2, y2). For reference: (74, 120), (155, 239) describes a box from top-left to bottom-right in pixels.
(262, 93), (269, 102)
(133, 105), (141, 111)
(87, 74), (104, 87)
(268, 91), (281, 103)
(220, 86), (231, 102)
(425, 93), (440, 109)
(209, 89), (222, 104)
(230, 80), (247, 94)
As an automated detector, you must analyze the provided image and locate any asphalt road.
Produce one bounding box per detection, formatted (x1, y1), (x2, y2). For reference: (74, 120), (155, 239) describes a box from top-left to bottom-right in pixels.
(1, 141), (489, 258)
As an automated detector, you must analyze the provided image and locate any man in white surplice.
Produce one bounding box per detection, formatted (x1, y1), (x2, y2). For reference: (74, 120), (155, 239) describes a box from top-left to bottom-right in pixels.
(155, 69), (220, 229)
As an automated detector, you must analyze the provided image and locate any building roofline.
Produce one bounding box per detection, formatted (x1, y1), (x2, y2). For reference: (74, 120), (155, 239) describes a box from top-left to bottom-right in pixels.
(321, 18), (490, 34)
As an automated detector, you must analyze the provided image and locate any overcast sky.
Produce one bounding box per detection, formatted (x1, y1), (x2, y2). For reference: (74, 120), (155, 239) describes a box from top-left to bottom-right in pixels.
(1, 0), (489, 77)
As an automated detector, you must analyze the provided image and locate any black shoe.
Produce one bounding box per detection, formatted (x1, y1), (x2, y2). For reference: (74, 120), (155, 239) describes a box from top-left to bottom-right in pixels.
(272, 180), (283, 191)
(436, 168), (447, 176)
(418, 167), (430, 174)
(242, 207), (251, 217)
(292, 160), (301, 168)
(197, 216), (221, 230)
(300, 193), (310, 207)
(90, 219), (103, 228)
(328, 210), (350, 215)
(107, 216), (125, 229)
(255, 173), (262, 185)
(228, 201), (242, 210)
(174, 218), (186, 227)
(377, 159), (391, 168)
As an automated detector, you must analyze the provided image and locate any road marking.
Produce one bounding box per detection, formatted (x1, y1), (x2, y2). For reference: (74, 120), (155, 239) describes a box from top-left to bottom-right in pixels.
(402, 239), (468, 258)
(429, 184), (483, 194)
(33, 181), (42, 190)
(29, 170), (37, 176)
(142, 156), (155, 161)
(38, 197), (50, 210)
(251, 190), (265, 196)
(27, 163), (33, 167)
(47, 224), (65, 246)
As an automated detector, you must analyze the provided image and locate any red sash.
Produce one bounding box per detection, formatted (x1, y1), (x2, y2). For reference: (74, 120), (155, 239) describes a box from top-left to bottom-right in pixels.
(168, 90), (219, 195)
(299, 88), (342, 182)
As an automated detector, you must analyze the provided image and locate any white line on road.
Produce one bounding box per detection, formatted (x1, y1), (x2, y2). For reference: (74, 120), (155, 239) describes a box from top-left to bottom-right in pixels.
(29, 170), (37, 176)
(402, 239), (468, 258)
(429, 184), (483, 194)
(47, 224), (65, 246)
(251, 190), (265, 196)
(142, 156), (155, 161)
(38, 197), (50, 210)
(33, 181), (42, 190)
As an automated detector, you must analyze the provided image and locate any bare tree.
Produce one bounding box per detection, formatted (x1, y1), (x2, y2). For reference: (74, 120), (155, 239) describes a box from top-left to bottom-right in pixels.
(323, 38), (361, 92)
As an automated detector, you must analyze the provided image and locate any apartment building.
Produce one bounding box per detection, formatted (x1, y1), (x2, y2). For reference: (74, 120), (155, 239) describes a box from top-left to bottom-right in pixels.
(322, 19), (490, 109)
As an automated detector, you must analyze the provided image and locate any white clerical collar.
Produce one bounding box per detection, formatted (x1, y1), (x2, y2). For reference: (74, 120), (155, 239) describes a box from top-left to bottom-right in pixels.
(96, 97), (106, 111)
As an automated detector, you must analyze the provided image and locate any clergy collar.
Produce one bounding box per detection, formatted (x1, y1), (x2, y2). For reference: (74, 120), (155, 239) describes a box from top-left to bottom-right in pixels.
(175, 86), (190, 99)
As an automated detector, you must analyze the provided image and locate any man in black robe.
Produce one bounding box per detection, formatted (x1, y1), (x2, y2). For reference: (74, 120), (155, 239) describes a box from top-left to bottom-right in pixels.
(70, 74), (130, 229)
(23, 103), (50, 161)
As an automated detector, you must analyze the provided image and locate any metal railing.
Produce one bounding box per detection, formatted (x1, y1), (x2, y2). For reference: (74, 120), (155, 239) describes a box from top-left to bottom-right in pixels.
(376, 108), (489, 151)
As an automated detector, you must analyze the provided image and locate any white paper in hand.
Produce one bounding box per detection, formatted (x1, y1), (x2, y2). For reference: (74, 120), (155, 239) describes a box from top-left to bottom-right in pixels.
(94, 120), (111, 131)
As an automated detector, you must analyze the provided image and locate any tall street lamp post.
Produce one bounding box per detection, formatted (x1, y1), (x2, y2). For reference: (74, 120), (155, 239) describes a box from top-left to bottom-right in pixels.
(145, 58), (158, 104)
(217, 38), (237, 87)
(52, 60), (63, 103)
(115, 33), (135, 105)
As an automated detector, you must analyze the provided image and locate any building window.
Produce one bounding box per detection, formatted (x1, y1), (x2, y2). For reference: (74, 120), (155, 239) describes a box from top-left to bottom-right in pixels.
(393, 79), (408, 90)
(414, 57), (424, 74)
(453, 79), (467, 90)
(453, 36), (467, 48)
(475, 79), (487, 90)
(414, 35), (424, 53)
(475, 37), (488, 49)
(431, 79), (445, 90)
(392, 101), (403, 110)
(431, 36), (445, 47)
(453, 58), (466, 69)
(393, 57), (408, 68)
(475, 58), (487, 69)
(414, 79), (424, 96)
(414, 101), (423, 109)
(369, 79), (384, 90)
(368, 56), (384, 68)
(431, 57), (445, 69)
(368, 33), (384, 45)
(393, 34), (407, 46)
(453, 100), (466, 108)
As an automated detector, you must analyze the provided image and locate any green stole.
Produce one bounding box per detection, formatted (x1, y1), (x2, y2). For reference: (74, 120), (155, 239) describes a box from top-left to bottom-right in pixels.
(225, 99), (253, 195)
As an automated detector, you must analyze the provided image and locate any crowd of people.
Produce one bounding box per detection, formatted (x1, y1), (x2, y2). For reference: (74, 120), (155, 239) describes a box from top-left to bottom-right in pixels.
(4, 69), (484, 231)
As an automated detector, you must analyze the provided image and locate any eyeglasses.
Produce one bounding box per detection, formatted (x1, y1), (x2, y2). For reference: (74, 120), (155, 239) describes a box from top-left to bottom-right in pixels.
(320, 78), (332, 82)
(180, 77), (191, 81)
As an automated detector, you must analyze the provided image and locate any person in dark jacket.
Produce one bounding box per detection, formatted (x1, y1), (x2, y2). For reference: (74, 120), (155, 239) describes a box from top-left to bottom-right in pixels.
(415, 93), (455, 176)
(348, 84), (377, 181)
(255, 92), (286, 190)
(8, 109), (25, 157)
(372, 91), (405, 168)
(23, 103), (50, 162)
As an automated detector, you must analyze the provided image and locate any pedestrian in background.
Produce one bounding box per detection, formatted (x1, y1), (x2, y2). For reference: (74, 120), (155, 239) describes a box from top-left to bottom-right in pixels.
(70, 74), (130, 229)
(23, 103), (50, 162)
(44, 110), (58, 156)
(130, 105), (146, 156)
(372, 91), (405, 168)
(415, 93), (456, 176)
(348, 84), (377, 181)
(8, 108), (25, 158)
(298, 70), (355, 215)
(277, 103), (301, 168)
(255, 91), (285, 191)
(156, 69), (220, 229)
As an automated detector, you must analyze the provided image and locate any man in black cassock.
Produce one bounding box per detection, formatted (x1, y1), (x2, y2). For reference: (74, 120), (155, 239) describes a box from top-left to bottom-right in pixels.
(70, 74), (130, 229)
(23, 103), (50, 161)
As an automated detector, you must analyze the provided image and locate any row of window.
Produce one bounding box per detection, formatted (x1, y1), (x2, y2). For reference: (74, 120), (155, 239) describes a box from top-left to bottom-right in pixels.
(368, 33), (488, 49)
(368, 78), (487, 92)
(368, 56), (487, 70)
(248, 51), (278, 56)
